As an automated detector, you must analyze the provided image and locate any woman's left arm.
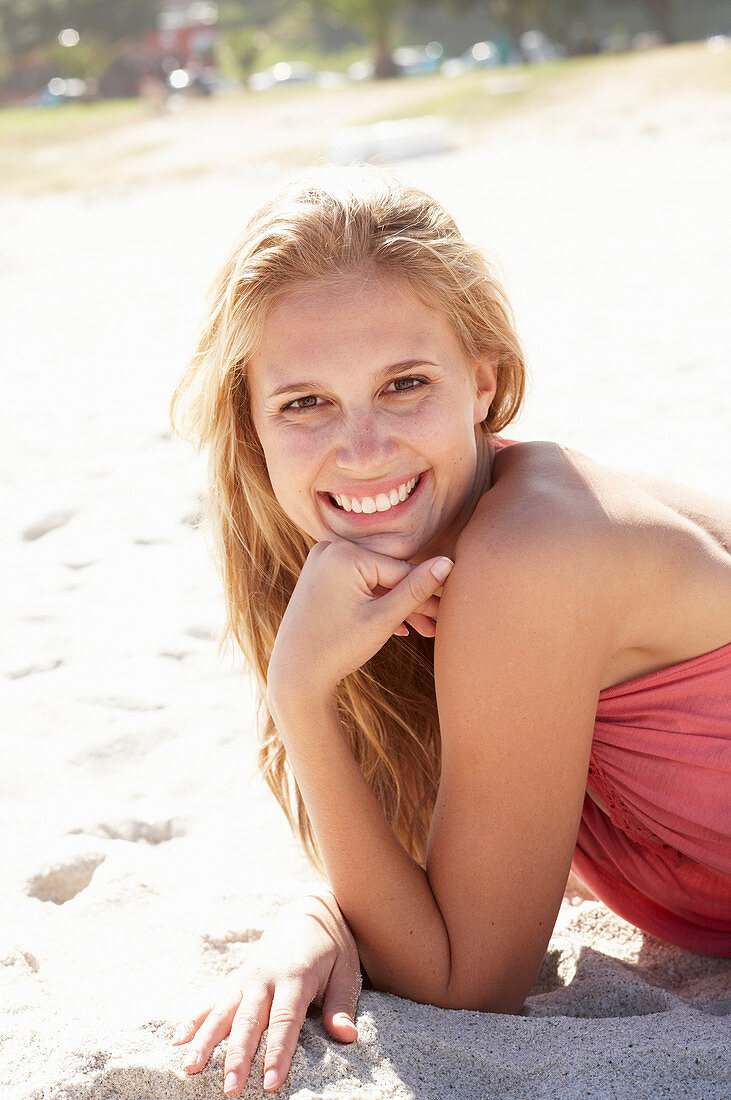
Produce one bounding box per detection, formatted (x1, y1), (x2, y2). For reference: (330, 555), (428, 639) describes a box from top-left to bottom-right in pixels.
(268, 530), (613, 1012)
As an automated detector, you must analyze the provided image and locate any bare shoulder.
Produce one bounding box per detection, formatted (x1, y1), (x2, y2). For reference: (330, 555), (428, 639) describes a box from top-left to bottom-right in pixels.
(454, 441), (731, 685)
(479, 439), (730, 547)
(443, 443), (618, 670)
(455, 442), (625, 603)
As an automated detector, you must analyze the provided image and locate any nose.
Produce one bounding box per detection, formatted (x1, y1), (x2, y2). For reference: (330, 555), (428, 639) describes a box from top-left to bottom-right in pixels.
(334, 408), (398, 474)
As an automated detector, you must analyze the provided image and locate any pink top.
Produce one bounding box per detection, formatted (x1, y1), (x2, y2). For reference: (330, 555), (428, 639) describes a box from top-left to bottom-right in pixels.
(573, 641), (731, 956)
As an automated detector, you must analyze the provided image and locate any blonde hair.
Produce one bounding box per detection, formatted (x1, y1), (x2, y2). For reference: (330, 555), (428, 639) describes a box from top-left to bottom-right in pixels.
(171, 165), (526, 872)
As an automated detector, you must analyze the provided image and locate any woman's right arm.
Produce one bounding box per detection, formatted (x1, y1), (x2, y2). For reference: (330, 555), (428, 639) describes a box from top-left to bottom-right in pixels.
(172, 890), (362, 1095)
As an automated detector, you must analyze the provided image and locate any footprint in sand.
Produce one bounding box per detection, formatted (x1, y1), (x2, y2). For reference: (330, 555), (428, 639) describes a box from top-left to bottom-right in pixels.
(1, 946), (40, 973)
(181, 492), (206, 529)
(86, 695), (166, 712)
(185, 625), (216, 641)
(69, 817), (187, 846)
(527, 945), (678, 1018)
(25, 851), (107, 905)
(21, 510), (75, 541)
(200, 929), (264, 975)
(7, 658), (63, 680)
(202, 928), (263, 952)
(180, 509), (202, 528)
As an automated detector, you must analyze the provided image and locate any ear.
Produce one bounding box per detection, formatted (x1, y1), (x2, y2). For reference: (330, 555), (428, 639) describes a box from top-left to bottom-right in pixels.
(472, 352), (498, 425)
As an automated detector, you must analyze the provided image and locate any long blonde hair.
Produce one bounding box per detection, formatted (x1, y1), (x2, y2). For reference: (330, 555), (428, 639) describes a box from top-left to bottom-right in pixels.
(171, 165), (526, 872)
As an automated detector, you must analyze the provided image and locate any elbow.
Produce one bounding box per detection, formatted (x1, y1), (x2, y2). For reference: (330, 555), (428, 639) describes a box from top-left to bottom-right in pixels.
(437, 984), (526, 1015)
(437, 957), (534, 1014)
(363, 968), (526, 1015)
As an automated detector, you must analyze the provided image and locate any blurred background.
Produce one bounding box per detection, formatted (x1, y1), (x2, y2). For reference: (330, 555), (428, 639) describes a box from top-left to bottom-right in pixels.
(1, 0), (729, 109)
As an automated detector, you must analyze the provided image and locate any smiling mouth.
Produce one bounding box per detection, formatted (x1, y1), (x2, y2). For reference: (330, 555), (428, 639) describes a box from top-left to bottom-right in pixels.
(328, 474), (422, 514)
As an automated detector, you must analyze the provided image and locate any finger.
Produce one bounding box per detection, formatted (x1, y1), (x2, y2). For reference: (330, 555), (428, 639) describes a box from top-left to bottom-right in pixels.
(412, 594), (441, 620)
(403, 593), (441, 636)
(182, 989), (242, 1075)
(403, 612), (436, 638)
(222, 986), (273, 1096)
(171, 998), (215, 1045)
(262, 979), (315, 1092)
(374, 557), (454, 631)
(321, 958), (361, 1044)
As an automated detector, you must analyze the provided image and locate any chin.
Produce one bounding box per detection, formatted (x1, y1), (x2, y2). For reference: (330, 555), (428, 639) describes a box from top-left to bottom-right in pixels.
(348, 530), (427, 560)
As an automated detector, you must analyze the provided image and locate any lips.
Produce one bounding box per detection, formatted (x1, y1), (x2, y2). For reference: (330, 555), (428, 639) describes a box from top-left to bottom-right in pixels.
(329, 475), (420, 514)
(321, 472), (426, 521)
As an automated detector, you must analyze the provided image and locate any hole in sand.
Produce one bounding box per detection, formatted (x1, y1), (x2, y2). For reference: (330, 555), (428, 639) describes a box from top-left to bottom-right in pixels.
(26, 853), (106, 905)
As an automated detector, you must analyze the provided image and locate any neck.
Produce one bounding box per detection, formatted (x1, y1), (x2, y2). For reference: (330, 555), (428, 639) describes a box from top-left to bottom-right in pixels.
(413, 432), (494, 563)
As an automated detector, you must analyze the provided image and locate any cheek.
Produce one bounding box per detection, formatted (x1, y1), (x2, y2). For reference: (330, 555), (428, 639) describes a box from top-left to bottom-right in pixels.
(409, 397), (476, 457)
(260, 432), (323, 516)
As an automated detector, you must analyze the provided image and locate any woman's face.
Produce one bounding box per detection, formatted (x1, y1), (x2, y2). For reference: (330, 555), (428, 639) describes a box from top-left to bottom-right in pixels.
(248, 268), (496, 561)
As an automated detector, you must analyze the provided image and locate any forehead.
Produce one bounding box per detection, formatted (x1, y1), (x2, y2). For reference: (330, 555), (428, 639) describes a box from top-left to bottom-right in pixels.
(250, 269), (458, 385)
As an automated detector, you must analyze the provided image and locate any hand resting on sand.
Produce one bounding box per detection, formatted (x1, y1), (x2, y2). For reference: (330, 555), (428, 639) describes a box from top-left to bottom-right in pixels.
(171, 891), (362, 1095)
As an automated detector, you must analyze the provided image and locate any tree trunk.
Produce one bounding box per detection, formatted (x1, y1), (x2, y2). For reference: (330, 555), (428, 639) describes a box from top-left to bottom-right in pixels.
(373, 37), (399, 78)
(641, 0), (678, 44)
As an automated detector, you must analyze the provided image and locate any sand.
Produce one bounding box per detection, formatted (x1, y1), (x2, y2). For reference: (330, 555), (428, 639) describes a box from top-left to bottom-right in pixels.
(2, 44), (729, 1100)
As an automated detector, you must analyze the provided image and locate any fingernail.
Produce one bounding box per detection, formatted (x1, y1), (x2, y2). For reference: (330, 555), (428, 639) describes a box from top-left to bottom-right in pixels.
(224, 1071), (238, 1094)
(263, 1068), (279, 1090)
(185, 1053), (200, 1073)
(430, 557), (453, 583)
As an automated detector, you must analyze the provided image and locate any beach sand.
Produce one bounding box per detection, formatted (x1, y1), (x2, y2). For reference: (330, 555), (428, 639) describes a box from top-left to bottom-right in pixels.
(2, 44), (729, 1099)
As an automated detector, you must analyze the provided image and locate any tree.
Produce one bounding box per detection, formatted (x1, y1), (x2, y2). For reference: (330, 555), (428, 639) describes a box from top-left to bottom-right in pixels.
(447, 0), (588, 54)
(314, 0), (416, 77)
(608, 0), (679, 43)
(0, 0), (162, 57)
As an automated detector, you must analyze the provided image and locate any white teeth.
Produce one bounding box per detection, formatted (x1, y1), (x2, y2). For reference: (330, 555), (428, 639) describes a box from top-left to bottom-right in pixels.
(331, 475), (420, 514)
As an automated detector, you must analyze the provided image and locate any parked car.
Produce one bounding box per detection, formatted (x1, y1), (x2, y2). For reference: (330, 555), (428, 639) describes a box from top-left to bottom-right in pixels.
(248, 62), (316, 92)
(391, 43), (443, 76)
(348, 43), (443, 82)
(441, 41), (499, 79)
(518, 30), (562, 62)
(41, 77), (90, 104)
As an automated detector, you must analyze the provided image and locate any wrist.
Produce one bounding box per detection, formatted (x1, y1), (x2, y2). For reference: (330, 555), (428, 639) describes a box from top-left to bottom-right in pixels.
(266, 672), (338, 727)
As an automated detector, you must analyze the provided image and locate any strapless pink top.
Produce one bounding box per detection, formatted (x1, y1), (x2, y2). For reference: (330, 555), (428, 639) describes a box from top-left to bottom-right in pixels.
(573, 641), (731, 956)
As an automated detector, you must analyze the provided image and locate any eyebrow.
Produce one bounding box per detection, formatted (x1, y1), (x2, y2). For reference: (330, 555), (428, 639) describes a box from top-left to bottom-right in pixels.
(266, 359), (437, 400)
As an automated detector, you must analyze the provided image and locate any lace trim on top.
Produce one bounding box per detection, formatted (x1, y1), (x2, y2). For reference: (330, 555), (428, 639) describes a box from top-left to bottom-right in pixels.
(586, 757), (684, 867)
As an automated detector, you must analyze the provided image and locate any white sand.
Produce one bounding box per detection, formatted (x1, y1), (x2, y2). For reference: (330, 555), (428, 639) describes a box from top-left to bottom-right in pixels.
(2, 45), (729, 1099)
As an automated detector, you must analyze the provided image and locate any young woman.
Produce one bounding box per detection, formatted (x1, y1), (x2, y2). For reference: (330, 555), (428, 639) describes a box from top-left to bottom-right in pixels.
(169, 166), (730, 1096)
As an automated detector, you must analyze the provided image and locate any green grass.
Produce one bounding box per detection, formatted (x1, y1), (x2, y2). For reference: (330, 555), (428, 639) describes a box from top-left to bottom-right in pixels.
(360, 52), (633, 126)
(0, 98), (147, 145)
